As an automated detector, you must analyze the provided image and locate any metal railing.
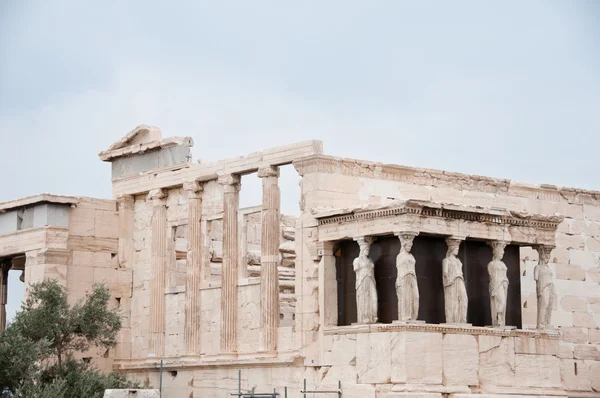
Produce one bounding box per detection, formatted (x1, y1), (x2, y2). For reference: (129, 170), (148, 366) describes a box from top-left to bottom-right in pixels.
(229, 370), (342, 398)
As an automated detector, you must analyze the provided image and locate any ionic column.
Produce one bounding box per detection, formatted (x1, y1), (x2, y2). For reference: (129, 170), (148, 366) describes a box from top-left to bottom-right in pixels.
(148, 189), (167, 357)
(258, 166), (281, 352)
(218, 174), (241, 353)
(117, 195), (135, 268)
(0, 262), (10, 333)
(183, 181), (203, 355)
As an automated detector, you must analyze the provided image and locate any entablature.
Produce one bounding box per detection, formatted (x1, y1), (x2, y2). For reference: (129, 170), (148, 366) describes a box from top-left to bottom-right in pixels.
(313, 200), (563, 246)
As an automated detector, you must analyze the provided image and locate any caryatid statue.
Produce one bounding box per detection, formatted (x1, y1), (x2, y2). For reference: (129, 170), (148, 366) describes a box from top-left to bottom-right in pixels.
(442, 237), (468, 324)
(353, 236), (378, 324)
(534, 245), (554, 329)
(395, 232), (419, 321)
(487, 241), (509, 327)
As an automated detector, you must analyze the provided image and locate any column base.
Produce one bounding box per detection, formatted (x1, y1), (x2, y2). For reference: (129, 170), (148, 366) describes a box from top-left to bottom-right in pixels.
(392, 320), (426, 325)
(485, 325), (517, 330)
(439, 323), (472, 327)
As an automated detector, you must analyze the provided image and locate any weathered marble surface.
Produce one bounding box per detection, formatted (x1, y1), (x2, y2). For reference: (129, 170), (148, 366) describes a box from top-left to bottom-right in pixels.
(535, 245), (555, 329)
(442, 237), (468, 324)
(488, 241), (509, 327)
(353, 236), (378, 324)
(395, 232), (419, 321)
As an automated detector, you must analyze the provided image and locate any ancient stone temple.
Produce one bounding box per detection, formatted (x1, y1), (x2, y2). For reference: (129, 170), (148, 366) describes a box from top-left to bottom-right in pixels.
(1, 125), (599, 397)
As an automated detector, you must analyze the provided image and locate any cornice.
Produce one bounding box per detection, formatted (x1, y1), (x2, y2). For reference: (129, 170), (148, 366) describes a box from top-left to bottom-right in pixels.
(315, 200), (564, 231)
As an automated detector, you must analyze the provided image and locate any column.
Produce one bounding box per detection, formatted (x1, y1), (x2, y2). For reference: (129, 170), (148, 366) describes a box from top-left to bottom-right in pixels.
(487, 240), (509, 328)
(0, 262), (10, 333)
(534, 245), (555, 329)
(183, 181), (203, 355)
(218, 174), (240, 353)
(117, 195), (135, 268)
(258, 166), (281, 352)
(319, 241), (338, 327)
(353, 236), (378, 324)
(148, 189), (167, 357)
(443, 237), (468, 324)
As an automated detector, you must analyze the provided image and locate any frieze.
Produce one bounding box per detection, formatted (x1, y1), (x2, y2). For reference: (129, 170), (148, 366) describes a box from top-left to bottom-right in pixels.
(315, 200), (564, 231)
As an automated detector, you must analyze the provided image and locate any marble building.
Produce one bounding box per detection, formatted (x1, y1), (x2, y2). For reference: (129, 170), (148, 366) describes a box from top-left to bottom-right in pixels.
(1, 125), (599, 397)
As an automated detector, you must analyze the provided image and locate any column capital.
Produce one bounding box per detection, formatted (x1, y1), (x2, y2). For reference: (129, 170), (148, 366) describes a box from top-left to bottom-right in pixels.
(217, 174), (241, 194)
(353, 236), (376, 247)
(257, 165), (280, 178)
(535, 245), (554, 264)
(0, 262), (10, 274)
(487, 240), (509, 250)
(394, 231), (419, 238)
(183, 181), (204, 198)
(117, 195), (135, 210)
(147, 189), (166, 205)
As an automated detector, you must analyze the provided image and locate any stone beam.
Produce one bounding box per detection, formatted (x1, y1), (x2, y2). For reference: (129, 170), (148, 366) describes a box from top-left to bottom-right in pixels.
(0, 227), (69, 258)
(111, 140), (323, 197)
(0, 194), (80, 213)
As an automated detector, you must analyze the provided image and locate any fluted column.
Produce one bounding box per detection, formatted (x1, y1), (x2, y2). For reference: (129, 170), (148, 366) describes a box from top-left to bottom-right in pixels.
(0, 262), (10, 333)
(148, 189), (167, 357)
(258, 166), (281, 352)
(117, 195), (135, 268)
(183, 181), (203, 355)
(218, 174), (241, 353)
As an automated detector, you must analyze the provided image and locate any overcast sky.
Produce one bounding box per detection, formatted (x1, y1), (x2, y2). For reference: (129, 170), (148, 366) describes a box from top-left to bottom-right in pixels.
(1, 1), (599, 321)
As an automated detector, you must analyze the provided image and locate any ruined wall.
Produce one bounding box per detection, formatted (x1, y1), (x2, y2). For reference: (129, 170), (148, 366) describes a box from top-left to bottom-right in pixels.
(294, 156), (600, 394)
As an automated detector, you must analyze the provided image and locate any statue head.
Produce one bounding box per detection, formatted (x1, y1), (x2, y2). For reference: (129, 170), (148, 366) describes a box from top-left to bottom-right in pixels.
(445, 237), (462, 257)
(536, 245), (553, 265)
(355, 236), (375, 257)
(397, 232), (418, 253)
(488, 241), (508, 261)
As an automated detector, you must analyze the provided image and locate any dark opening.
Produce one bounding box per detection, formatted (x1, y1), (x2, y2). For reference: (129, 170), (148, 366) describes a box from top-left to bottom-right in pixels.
(335, 235), (522, 328)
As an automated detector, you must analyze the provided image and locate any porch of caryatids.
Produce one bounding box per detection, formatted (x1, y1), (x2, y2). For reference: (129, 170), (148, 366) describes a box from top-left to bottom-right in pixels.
(394, 231), (419, 322)
(258, 165), (281, 353)
(487, 240), (509, 328)
(443, 237), (468, 324)
(535, 245), (555, 329)
(148, 188), (167, 357)
(353, 236), (378, 324)
(218, 174), (241, 353)
(183, 180), (204, 355)
(0, 262), (10, 333)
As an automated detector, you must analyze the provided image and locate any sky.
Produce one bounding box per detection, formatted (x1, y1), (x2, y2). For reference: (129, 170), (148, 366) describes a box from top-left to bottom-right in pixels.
(0, 1), (599, 322)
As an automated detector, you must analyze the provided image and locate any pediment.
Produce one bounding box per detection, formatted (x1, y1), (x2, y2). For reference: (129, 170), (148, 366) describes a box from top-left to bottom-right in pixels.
(106, 125), (162, 152)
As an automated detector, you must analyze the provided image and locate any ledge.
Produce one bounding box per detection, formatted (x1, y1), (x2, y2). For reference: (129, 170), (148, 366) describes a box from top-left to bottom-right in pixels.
(0, 194), (80, 212)
(199, 277), (260, 290)
(323, 323), (562, 339)
(113, 352), (302, 371)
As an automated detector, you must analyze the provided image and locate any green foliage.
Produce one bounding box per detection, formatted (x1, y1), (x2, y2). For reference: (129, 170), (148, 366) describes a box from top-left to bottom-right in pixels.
(0, 279), (142, 397)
